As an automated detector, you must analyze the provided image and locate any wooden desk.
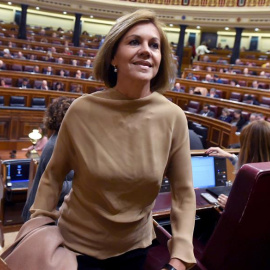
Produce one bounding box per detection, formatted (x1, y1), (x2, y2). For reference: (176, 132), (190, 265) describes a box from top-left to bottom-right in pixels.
(0, 150), (40, 160)
(152, 189), (215, 220)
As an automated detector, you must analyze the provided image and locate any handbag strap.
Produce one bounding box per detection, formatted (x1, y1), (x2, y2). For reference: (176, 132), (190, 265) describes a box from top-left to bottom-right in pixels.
(1, 216), (55, 259)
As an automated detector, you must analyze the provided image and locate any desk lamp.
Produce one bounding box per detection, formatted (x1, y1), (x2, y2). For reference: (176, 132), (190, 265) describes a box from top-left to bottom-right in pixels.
(26, 129), (42, 159)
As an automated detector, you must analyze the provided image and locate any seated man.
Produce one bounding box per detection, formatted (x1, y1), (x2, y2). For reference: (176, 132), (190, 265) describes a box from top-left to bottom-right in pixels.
(39, 80), (49, 90)
(18, 78), (31, 89)
(172, 82), (184, 93)
(85, 59), (92, 68)
(200, 104), (215, 117)
(43, 66), (53, 75)
(186, 72), (197, 81)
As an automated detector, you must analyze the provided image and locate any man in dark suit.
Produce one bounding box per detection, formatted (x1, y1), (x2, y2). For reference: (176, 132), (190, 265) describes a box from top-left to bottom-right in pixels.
(43, 66), (53, 75)
(18, 78), (31, 89)
(200, 104), (215, 117)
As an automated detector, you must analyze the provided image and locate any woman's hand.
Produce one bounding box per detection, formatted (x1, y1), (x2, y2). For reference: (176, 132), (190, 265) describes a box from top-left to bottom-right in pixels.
(205, 147), (233, 159)
(217, 194), (228, 208)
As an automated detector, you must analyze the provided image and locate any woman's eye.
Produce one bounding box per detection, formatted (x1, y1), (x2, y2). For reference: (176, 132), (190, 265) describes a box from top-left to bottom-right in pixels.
(129, 40), (140, 46)
(151, 43), (159, 49)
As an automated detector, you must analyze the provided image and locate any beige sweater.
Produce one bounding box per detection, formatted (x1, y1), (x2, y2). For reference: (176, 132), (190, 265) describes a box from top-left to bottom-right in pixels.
(31, 88), (196, 264)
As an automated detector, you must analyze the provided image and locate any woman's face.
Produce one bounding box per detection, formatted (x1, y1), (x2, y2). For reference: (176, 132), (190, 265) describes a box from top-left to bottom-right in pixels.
(112, 22), (161, 85)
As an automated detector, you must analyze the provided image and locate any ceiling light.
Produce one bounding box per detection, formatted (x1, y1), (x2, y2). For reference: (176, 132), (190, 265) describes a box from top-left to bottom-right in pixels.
(255, 28), (259, 31)
(36, 7), (40, 10)
(7, 2), (12, 5)
(196, 26), (200, 29)
(63, 11), (67, 14)
(90, 15), (93, 18)
(169, 24), (173, 27)
(225, 27), (229, 30)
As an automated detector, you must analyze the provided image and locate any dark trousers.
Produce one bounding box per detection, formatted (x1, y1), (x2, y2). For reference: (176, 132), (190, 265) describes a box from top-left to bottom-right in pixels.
(77, 247), (149, 270)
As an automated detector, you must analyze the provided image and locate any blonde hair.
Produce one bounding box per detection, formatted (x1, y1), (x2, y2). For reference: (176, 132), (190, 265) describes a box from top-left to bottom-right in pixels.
(237, 121), (270, 170)
(93, 9), (176, 93)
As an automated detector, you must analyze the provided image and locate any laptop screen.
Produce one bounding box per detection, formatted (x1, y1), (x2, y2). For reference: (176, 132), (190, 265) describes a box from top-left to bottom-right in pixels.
(3, 159), (30, 185)
(191, 156), (227, 189)
(192, 156), (215, 188)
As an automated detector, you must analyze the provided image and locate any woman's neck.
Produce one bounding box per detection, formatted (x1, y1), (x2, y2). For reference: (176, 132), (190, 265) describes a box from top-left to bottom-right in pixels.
(114, 80), (152, 99)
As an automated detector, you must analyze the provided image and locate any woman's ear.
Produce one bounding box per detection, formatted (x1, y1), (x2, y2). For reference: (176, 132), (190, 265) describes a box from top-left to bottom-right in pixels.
(111, 58), (116, 66)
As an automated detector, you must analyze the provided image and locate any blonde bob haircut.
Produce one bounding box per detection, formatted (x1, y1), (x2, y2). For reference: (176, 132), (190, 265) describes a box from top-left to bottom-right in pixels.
(93, 9), (176, 93)
(237, 120), (270, 170)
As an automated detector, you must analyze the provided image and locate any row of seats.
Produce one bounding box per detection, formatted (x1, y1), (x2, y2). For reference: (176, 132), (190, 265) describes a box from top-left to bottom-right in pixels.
(186, 100), (251, 120)
(1, 77), (84, 92)
(179, 85), (270, 108)
(188, 74), (269, 89)
(0, 96), (46, 108)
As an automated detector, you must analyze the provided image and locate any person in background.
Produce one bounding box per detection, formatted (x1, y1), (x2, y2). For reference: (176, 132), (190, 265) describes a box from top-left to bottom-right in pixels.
(200, 104), (215, 117)
(30, 9), (196, 270)
(186, 72), (197, 81)
(3, 48), (13, 58)
(231, 109), (247, 132)
(75, 70), (85, 79)
(202, 74), (213, 83)
(18, 78), (31, 89)
(59, 69), (66, 77)
(43, 66), (53, 75)
(71, 84), (83, 94)
(216, 43), (222, 49)
(22, 124), (48, 152)
(0, 78), (9, 87)
(196, 41), (210, 60)
(57, 57), (64, 64)
(0, 60), (6, 70)
(72, 59), (78, 66)
(243, 67), (249, 76)
(39, 80), (49, 90)
(207, 88), (219, 98)
(230, 79), (240, 87)
(218, 108), (232, 123)
(53, 82), (64, 91)
(189, 129), (204, 150)
(172, 82), (184, 93)
(33, 65), (40, 73)
(85, 59), (92, 68)
(22, 97), (74, 222)
(205, 120), (270, 208)
(244, 95), (260, 105)
(213, 74), (223, 84)
(78, 49), (85, 57)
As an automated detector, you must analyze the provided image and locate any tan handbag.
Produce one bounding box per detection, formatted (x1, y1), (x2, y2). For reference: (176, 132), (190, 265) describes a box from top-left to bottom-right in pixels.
(1, 216), (77, 270)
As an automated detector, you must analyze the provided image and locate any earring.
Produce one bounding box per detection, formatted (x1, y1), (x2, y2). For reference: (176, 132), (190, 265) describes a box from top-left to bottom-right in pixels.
(114, 65), (117, 73)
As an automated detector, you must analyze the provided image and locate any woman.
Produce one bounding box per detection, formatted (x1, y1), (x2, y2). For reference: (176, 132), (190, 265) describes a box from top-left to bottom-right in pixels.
(54, 82), (64, 91)
(30, 10), (195, 270)
(205, 120), (270, 208)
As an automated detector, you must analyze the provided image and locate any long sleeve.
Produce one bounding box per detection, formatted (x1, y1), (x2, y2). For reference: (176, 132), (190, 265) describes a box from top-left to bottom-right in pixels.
(30, 113), (75, 220)
(166, 109), (196, 266)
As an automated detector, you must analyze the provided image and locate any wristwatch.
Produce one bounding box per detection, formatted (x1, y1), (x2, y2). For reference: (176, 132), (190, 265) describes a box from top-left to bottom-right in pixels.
(162, 263), (177, 270)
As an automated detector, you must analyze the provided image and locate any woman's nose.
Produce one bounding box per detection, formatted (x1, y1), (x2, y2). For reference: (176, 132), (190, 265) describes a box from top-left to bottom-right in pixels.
(138, 43), (150, 58)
